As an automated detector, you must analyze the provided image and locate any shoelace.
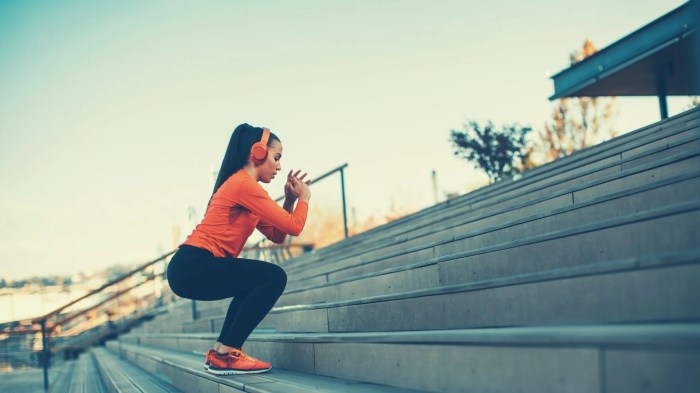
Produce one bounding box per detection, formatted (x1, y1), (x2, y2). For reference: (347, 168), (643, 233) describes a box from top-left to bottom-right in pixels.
(229, 349), (259, 361)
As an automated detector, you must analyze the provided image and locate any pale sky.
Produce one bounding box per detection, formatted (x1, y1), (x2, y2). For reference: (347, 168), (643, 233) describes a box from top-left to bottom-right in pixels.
(0, 0), (691, 281)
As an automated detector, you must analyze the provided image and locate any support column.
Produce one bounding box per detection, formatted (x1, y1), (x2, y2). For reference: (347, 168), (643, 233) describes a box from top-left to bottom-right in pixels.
(655, 60), (669, 120)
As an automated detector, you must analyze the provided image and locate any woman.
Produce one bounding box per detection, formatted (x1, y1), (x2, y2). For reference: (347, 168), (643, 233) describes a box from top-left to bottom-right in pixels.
(167, 123), (311, 375)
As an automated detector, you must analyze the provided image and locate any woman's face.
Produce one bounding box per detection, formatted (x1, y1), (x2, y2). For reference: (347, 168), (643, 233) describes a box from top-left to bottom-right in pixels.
(257, 140), (283, 183)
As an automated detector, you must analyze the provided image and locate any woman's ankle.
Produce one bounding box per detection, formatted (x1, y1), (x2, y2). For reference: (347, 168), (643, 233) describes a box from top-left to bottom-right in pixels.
(217, 344), (241, 355)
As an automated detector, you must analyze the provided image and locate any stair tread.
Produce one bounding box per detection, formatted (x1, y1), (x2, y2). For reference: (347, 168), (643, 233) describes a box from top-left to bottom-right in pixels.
(112, 342), (426, 393)
(92, 346), (183, 392)
(124, 322), (700, 348)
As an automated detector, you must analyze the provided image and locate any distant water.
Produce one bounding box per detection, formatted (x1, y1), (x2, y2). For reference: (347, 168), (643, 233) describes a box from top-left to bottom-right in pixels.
(0, 287), (88, 324)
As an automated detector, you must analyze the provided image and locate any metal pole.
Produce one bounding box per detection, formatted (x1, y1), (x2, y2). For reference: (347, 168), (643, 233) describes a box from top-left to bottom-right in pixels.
(658, 93), (668, 120)
(655, 60), (669, 120)
(340, 168), (349, 238)
(431, 170), (438, 204)
(40, 320), (49, 391)
(191, 300), (198, 320)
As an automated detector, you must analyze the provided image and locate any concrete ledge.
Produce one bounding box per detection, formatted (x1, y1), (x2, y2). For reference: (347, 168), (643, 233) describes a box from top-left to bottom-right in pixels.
(124, 323), (700, 349)
(286, 145), (700, 281)
(279, 178), (700, 311)
(282, 171), (700, 302)
(257, 247), (700, 332)
(158, 247), (700, 334)
(118, 324), (700, 393)
(107, 341), (425, 393)
(287, 111), (699, 269)
(91, 347), (182, 392)
(48, 351), (107, 392)
(307, 109), (698, 261)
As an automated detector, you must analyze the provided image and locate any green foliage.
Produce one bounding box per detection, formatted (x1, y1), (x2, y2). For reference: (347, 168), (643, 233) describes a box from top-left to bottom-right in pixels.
(451, 120), (532, 183)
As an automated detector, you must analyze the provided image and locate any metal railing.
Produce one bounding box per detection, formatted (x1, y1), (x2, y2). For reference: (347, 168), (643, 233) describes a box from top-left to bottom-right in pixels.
(0, 250), (175, 390)
(274, 163), (349, 238)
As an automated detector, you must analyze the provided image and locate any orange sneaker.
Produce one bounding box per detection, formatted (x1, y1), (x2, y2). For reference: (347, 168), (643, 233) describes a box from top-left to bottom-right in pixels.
(207, 348), (272, 375)
(204, 349), (216, 370)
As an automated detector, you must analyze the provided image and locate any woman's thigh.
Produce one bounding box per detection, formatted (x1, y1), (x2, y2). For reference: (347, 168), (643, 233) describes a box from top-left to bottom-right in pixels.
(168, 246), (286, 301)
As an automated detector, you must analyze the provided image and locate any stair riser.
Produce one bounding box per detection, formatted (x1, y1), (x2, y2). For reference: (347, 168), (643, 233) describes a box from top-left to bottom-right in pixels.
(279, 264), (439, 307)
(288, 151), (700, 285)
(287, 120), (698, 269)
(259, 262), (700, 333)
(307, 176), (700, 295)
(114, 337), (700, 393)
(284, 187), (700, 305)
(439, 208), (700, 284)
(169, 206), (700, 334)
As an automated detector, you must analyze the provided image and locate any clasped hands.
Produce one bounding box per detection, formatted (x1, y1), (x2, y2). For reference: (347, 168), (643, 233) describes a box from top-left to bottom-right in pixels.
(284, 170), (312, 203)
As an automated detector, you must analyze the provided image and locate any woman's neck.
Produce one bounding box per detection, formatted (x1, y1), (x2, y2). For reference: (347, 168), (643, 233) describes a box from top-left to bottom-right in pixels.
(243, 165), (259, 182)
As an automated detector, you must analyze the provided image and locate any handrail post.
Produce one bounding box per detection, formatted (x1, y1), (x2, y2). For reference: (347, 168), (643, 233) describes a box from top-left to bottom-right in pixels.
(340, 167), (349, 239)
(40, 319), (49, 391)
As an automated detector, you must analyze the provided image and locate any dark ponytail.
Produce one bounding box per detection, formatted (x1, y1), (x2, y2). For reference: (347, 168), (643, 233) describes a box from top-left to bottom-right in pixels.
(210, 123), (280, 202)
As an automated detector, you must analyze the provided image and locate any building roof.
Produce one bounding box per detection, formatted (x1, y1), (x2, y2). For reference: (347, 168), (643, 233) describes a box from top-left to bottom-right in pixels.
(549, 1), (699, 100)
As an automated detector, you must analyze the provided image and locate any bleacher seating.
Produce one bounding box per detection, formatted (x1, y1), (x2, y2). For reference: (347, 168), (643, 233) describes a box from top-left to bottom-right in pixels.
(62, 107), (700, 392)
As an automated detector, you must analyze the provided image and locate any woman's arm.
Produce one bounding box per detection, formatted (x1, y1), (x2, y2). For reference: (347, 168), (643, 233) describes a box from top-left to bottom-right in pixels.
(256, 172), (309, 243)
(256, 217), (288, 244)
(239, 179), (309, 237)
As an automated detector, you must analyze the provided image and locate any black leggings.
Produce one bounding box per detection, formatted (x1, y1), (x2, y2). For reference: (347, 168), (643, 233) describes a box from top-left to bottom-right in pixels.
(167, 245), (287, 348)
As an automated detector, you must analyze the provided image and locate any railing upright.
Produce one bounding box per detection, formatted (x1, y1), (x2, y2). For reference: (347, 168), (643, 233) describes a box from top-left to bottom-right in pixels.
(274, 163), (349, 239)
(340, 166), (348, 239)
(40, 320), (48, 391)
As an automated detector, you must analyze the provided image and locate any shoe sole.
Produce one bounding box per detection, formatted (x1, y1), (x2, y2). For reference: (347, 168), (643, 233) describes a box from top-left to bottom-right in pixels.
(206, 366), (272, 375)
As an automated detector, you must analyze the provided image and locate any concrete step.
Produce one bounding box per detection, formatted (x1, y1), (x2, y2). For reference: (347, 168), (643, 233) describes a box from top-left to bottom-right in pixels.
(106, 341), (427, 393)
(119, 323), (700, 393)
(143, 117), (700, 335)
(49, 351), (109, 393)
(254, 247), (700, 333)
(0, 362), (78, 393)
(91, 346), (182, 392)
(354, 123), (700, 255)
(286, 132), (700, 280)
(172, 246), (700, 335)
(286, 109), (700, 269)
(276, 173), (700, 306)
(158, 197), (700, 335)
(285, 163), (700, 294)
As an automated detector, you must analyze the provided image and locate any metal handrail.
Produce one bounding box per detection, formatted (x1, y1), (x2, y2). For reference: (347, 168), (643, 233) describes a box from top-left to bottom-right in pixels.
(274, 163), (349, 238)
(31, 250), (175, 324)
(52, 274), (157, 328)
(3, 249), (175, 390)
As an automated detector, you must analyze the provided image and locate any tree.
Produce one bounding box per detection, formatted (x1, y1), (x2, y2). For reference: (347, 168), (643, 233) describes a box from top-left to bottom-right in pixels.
(450, 120), (532, 183)
(532, 40), (618, 164)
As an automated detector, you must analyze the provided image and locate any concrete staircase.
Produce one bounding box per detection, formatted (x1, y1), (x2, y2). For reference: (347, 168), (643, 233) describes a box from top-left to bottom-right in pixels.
(84, 108), (699, 392)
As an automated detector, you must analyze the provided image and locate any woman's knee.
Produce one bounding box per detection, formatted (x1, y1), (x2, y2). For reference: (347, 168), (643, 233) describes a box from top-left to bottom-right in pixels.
(268, 264), (287, 288)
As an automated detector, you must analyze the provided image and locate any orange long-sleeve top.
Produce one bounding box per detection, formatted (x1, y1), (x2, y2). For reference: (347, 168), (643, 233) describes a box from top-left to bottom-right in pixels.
(181, 169), (309, 258)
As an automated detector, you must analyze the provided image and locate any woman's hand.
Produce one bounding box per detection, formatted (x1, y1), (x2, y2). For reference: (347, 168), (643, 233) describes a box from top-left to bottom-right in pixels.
(284, 170), (311, 202)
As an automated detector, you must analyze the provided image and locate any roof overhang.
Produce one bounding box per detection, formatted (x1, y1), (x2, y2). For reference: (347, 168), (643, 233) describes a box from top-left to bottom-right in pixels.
(549, 1), (700, 100)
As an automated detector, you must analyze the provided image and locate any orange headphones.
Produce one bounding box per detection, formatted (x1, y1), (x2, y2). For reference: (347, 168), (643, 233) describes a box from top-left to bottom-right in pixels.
(250, 128), (270, 165)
